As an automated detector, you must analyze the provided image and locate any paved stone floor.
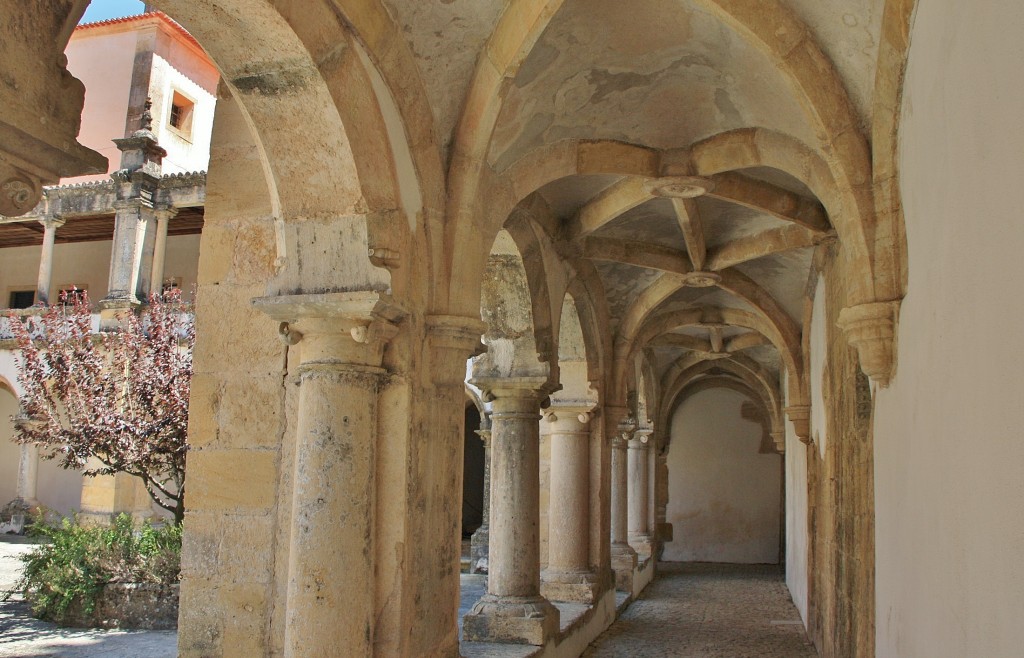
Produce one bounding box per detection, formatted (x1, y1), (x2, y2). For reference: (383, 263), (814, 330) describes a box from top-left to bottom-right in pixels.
(0, 538), (176, 658)
(583, 562), (817, 658)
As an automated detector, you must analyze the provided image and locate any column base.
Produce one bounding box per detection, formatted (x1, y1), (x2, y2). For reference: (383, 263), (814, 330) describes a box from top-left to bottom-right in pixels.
(611, 543), (638, 592)
(462, 594), (560, 645)
(541, 568), (602, 604)
(629, 533), (654, 560)
(469, 525), (489, 574)
(0, 497), (36, 534)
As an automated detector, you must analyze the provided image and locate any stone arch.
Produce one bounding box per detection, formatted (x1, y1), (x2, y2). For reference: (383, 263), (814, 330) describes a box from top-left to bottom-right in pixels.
(565, 268), (611, 396)
(663, 376), (780, 455)
(690, 127), (873, 304)
(503, 212), (559, 371)
(658, 358), (784, 444)
(871, 0), (919, 303)
(615, 301), (802, 409)
(142, 0), (436, 297)
(445, 138), (660, 317)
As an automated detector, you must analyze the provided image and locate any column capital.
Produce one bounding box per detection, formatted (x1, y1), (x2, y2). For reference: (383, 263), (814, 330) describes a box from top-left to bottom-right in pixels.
(154, 206), (179, 220)
(470, 376), (556, 403)
(38, 214), (65, 230)
(542, 402), (596, 434)
(253, 291), (405, 367)
(837, 299), (901, 387)
(425, 314), (486, 386)
(629, 428), (653, 450)
(770, 431), (787, 453)
(474, 428), (492, 448)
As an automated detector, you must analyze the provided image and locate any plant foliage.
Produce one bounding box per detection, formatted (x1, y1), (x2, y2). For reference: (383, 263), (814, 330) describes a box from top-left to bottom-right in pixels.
(4, 514), (182, 622)
(8, 290), (193, 523)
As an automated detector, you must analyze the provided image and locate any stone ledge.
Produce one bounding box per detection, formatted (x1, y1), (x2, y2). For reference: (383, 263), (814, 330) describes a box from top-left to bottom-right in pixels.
(55, 582), (179, 630)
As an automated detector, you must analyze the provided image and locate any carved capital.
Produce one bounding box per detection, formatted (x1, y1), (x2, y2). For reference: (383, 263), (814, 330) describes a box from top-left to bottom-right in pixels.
(474, 428), (492, 448)
(784, 404), (811, 444)
(543, 403), (596, 435)
(837, 300), (901, 387)
(630, 428), (653, 449)
(426, 314), (487, 386)
(253, 291), (405, 368)
(770, 431), (786, 454)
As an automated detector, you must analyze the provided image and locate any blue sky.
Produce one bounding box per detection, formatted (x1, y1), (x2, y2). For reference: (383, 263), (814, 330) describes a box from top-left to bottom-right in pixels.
(80, 0), (147, 24)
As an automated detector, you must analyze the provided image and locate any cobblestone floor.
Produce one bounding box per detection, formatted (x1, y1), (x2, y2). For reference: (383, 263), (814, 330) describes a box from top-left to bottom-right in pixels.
(583, 562), (817, 658)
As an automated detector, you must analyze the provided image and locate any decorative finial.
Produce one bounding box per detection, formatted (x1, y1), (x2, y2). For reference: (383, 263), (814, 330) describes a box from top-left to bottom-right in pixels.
(140, 97), (153, 132)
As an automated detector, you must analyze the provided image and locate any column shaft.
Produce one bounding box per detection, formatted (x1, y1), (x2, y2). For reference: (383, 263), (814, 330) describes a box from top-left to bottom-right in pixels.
(489, 393), (542, 597)
(628, 433), (653, 558)
(611, 436), (630, 549)
(463, 385), (559, 645)
(470, 427), (492, 574)
(149, 209), (173, 297)
(541, 408), (600, 603)
(285, 362), (381, 656)
(35, 218), (63, 305)
(105, 203), (149, 305)
(608, 411), (638, 591)
(16, 444), (38, 503)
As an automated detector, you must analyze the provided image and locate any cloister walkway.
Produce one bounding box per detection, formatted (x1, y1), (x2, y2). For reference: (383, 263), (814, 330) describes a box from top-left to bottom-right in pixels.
(583, 563), (817, 658)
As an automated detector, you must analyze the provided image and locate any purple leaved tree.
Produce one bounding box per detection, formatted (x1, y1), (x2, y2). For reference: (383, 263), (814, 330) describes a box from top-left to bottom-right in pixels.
(9, 290), (193, 524)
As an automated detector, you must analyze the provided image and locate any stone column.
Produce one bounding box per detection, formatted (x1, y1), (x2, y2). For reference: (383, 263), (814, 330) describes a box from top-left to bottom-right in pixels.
(34, 216), (65, 305)
(541, 406), (599, 603)
(104, 197), (153, 307)
(470, 419), (492, 574)
(628, 428), (653, 559)
(254, 291), (404, 658)
(16, 444), (38, 505)
(100, 117), (165, 323)
(148, 207), (176, 297)
(463, 380), (559, 646)
(609, 410), (638, 591)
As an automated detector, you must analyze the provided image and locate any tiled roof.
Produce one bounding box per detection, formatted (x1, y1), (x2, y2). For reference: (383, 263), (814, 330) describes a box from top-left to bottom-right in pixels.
(75, 10), (203, 53)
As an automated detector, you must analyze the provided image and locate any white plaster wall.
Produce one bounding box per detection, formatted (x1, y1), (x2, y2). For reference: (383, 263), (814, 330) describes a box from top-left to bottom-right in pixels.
(663, 388), (782, 563)
(873, 1), (1024, 655)
(149, 54), (217, 175)
(64, 28), (138, 181)
(784, 415), (808, 624)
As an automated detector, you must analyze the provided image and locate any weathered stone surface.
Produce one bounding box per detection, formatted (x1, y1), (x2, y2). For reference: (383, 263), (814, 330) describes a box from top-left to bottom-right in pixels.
(59, 584), (179, 630)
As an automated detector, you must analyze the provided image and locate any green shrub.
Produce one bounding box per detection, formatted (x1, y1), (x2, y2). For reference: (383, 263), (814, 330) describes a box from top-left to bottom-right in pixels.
(3, 513), (181, 622)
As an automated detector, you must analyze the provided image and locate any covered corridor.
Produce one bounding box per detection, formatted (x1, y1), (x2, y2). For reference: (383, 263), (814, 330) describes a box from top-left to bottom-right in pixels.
(584, 564), (814, 658)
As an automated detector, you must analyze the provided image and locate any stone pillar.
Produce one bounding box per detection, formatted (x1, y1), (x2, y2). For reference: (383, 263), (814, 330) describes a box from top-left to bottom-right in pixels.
(34, 216), (65, 305)
(463, 380), (559, 646)
(78, 465), (152, 525)
(16, 444), (39, 506)
(148, 207), (175, 297)
(254, 291), (403, 658)
(541, 406), (600, 603)
(628, 429), (653, 559)
(100, 112), (165, 323)
(609, 410), (638, 591)
(470, 419), (492, 574)
(104, 197), (153, 308)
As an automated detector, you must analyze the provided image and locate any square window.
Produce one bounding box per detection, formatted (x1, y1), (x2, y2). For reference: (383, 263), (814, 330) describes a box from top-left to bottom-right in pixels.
(8, 290), (35, 309)
(167, 90), (195, 140)
(58, 286), (87, 306)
